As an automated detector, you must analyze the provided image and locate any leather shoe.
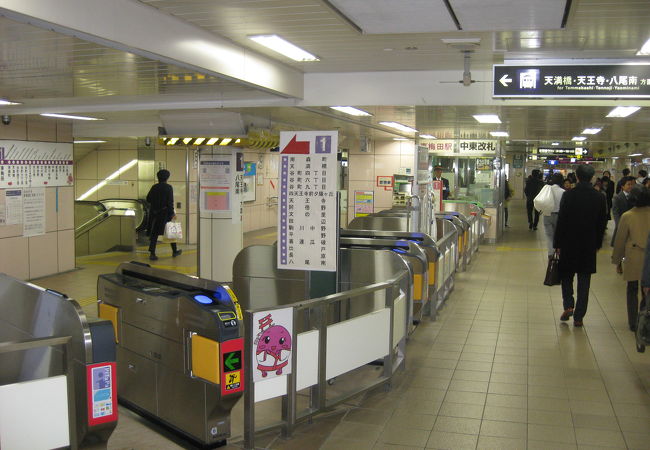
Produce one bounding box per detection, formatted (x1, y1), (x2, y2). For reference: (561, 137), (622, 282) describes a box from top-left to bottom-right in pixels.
(560, 308), (574, 321)
(149, 253), (158, 261)
(172, 249), (183, 257)
(574, 320), (583, 327)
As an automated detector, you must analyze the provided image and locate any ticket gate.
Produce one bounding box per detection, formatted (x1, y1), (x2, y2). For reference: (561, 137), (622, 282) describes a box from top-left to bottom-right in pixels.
(340, 229), (441, 318)
(436, 213), (468, 271)
(0, 273), (117, 449)
(97, 262), (244, 447)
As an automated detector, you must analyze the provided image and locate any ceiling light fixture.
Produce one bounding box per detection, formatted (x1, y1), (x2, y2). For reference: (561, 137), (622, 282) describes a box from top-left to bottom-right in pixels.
(490, 131), (509, 137)
(606, 106), (641, 118)
(248, 35), (319, 61)
(473, 114), (501, 124)
(636, 37), (650, 55)
(419, 134), (436, 139)
(379, 121), (418, 133)
(582, 128), (602, 134)
(629, 153), (642, 157)
(572, 136), (587, 141)
(41, 113), (103, 121)
(0, 99), (21, 106)
(74, 140), (106, 144)
(330, 106), (372, 117)
(393, 138), (410, 141)
(551, 142), (560, 146)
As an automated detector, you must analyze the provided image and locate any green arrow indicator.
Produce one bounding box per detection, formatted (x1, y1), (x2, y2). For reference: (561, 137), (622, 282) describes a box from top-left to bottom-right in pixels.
(224, 352), (240, 371)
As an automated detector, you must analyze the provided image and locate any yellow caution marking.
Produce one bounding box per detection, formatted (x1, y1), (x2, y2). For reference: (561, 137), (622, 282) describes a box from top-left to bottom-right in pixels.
(77, 296), (98, 306)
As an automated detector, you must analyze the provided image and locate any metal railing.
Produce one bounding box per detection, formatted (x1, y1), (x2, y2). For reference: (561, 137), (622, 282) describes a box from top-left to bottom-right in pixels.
(74, 207), (116, 238)
(243, 270), (409, 449)
(0, 335), (77, 449)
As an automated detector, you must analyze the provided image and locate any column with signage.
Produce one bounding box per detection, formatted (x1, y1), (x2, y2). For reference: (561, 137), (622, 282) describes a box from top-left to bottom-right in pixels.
(198, 148), (244, 282)
(278, 131), (338, 297)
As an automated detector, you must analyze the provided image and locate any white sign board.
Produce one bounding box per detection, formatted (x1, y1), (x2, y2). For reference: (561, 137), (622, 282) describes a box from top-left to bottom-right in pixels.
(0, 141), (73, 188)
(199, 155), (232, 216)
(278, 131), (338, 272)
(253, 307), (293, 383)
(22, 188), (45, 237)
(424, 139), (498, 156)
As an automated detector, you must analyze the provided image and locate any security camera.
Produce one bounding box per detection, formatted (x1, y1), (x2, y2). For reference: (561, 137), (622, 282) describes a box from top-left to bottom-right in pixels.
(144, 136), (152, 147)
(1, 115), (10, 125)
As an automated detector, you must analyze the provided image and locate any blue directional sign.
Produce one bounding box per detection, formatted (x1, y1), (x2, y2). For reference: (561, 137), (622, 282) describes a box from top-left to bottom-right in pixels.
(493, 64), (650, 98)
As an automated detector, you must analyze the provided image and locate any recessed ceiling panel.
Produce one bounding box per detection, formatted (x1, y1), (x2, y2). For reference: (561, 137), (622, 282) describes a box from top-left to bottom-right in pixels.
(327, 0), (457, 34)
(451, 0), (567, 31)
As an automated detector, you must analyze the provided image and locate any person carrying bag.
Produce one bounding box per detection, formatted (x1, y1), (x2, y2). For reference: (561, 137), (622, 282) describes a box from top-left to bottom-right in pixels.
(146, 169), (183, 261)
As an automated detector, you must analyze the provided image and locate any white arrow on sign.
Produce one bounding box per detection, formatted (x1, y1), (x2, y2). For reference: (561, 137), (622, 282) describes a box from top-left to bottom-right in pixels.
(499, 74), (512, 87)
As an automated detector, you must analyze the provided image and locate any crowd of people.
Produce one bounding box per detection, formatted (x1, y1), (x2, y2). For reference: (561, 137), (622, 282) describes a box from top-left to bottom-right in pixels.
(521, 166), (650, 331)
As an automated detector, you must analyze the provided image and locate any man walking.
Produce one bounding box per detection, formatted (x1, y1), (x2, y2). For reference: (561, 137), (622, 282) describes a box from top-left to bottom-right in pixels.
(611, 175), (636, 246)
(524, 169), (544, 230)
(554, 165), (608, 326)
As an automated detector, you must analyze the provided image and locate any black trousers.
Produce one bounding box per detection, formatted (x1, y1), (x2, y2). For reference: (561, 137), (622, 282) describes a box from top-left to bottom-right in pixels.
(149, 234), (177, 255)
(561, 271), (592, 321)
(526, 199), (540, 228)
(627, 280), (647, 328)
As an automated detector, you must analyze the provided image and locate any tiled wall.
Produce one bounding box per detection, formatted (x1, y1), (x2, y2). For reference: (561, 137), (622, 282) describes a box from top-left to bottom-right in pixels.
(0, 116), (75, 280)
(347, 139), (416, 224)
(241, 149), (280, 232)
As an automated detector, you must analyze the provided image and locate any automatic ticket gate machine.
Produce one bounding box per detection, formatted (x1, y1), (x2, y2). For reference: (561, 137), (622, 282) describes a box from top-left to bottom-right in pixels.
(339, 237), (430, 325)
(97, 262), (244, 447)
(340, 229), (441, 319)
(436, 213), (469, 271)
(0, 273), (118, 449)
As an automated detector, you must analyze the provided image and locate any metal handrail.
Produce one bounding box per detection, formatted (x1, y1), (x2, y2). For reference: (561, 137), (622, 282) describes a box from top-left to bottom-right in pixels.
(74, 207), (116, 238)
(243, 270), (410, 449)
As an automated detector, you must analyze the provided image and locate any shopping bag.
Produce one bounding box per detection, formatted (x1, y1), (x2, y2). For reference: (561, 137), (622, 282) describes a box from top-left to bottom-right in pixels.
(533, 184), (554, 215)
(164, 221), (183, 242)
(543, 254), (561, 286)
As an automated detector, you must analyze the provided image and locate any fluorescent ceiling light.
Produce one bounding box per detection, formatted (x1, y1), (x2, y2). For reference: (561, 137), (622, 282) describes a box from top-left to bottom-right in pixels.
(551, 142), (560, 146)
(206, 137), (218, 145)
(473, 114), (501, 124)
(419, 134), (436, 139)
(248, 34), (319, 61)
(629, 153), (642, 157)
(74, 140), (106, 144)
(76, 159), (138, 201)
(490, 131), (509, 137)
(330, 106), (372, 117)
(0, 99), (21, 105)
(582, 128), (602, 134)
(607, 106), (641, 118)
(393, 138), (410, 141)
(636, 38), (650, 55)
(379, 121), (418, 133)
(572, 136), (587, 141)
(41, 113), (102, 121)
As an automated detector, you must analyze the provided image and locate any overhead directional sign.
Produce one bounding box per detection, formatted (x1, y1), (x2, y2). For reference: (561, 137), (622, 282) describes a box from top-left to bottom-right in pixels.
(493, 64), (650, 98)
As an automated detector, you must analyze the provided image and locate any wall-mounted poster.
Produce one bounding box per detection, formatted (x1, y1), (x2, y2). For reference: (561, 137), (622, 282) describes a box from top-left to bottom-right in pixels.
(0, 141), (73, 188)
(354, 191), (374, 217)
(199, 155), (232, 216)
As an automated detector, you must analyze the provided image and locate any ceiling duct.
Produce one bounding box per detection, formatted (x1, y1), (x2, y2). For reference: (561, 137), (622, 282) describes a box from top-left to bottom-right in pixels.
(160, 110), (246, 136)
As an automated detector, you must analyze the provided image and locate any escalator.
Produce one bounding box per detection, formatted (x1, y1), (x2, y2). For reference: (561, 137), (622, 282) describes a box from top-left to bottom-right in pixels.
(75, 199), (149, 256)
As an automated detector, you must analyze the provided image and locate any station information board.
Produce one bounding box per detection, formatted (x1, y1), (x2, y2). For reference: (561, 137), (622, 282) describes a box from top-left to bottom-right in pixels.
(278, 131), (338, 272)
(0, 141), (73, 188)
(494, 64), (650, 98)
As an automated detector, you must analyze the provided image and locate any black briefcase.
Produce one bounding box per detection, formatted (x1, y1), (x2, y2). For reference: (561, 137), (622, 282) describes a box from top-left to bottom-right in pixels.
(544, 255), (561, 286)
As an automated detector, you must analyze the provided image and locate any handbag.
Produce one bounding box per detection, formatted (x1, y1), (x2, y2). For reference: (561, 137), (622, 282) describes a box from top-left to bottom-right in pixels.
(164, 221), (183, 242)
(534, 184), (554, 215)
(544, 254), (561, 286)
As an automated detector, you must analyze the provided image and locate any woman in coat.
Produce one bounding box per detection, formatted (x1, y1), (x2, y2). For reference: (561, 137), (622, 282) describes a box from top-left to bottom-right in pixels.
(146, 169), (182, 260)
(612, 186), (650, 331)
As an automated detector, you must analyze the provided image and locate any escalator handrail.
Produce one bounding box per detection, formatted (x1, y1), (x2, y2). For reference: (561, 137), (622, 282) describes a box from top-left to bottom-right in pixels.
(74, 207), (117, 238)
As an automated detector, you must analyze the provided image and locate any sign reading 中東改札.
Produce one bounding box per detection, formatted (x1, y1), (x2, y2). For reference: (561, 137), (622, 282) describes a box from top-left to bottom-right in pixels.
(278, 131), (338, 272)
(494, 64), (650, 98)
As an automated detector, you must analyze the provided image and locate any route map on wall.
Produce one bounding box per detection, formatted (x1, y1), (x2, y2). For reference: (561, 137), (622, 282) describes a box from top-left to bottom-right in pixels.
(0, 140), (73, 188)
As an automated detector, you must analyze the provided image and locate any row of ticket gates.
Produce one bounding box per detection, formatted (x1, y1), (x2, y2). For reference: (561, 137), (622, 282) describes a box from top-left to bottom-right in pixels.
(0, 201), (486, 449)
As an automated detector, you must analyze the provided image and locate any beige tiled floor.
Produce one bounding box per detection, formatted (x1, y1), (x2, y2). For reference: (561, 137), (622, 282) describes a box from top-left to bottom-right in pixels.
(32, 204), (650, 448)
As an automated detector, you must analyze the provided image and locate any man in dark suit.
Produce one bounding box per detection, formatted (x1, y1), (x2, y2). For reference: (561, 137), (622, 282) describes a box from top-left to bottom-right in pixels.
(524, 169), (545, 230)
(554, 164), (608, 327)
(611, 175), (636, 246)
(433, 166), (450, 200)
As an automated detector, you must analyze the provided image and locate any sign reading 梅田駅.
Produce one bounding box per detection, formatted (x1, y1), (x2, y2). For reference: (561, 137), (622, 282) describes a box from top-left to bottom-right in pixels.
(494, 64), (650, 98)
(278, 131), (338, 272)
(425, 139), (498, 156)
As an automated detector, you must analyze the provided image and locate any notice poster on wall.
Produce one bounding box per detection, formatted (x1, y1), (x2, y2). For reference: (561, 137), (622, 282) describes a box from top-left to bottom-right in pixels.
(354, 191), (374, 217)
(0, 141), (73, 188)
(199, 155), (232, 216)
(252, 307), (293, 383)
(22, 188), (45, 237)
(0, 189), (24, 226)
(278, 131), (338, 272)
